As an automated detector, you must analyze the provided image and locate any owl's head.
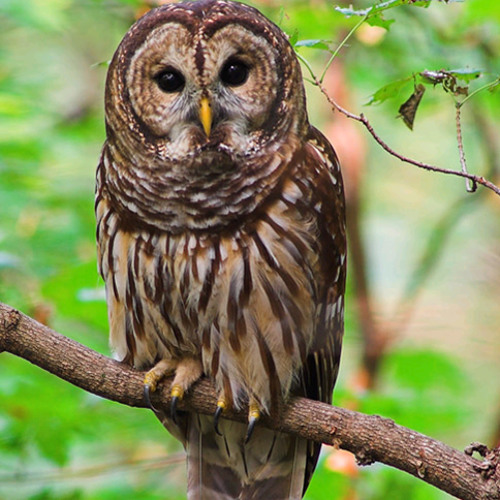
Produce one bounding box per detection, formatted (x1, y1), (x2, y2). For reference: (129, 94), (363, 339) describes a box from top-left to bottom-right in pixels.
(105, 0), (308, 166)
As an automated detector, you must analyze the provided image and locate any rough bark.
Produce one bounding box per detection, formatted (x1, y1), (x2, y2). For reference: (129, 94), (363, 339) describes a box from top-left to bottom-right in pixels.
(0, 302), (498, 499)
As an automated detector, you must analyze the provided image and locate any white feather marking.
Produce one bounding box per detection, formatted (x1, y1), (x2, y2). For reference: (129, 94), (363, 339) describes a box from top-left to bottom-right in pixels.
(281, 180), (302, 204)
(188, 234), (197, 255)
(328, 170), (338, 185)
(219, 241), (228, 262)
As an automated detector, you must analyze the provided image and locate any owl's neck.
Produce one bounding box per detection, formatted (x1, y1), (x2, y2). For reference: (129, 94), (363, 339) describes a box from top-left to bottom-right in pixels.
(99, 134), (303, 234)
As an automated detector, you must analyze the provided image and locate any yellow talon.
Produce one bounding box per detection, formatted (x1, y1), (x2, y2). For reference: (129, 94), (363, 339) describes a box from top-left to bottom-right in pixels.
(248, 404), (260, 421)
(144, 372), (158, 392)
(171, 384), (184, 399)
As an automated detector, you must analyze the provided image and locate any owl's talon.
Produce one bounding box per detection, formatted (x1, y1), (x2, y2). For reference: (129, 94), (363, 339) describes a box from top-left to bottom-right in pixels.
(170, 384), (184, 425)
(245, 416), (258, 444)
(214, 399), (227, 436)
(245, 405), (260, 444)
(144, 384), (153, 409)
(214, 406), (223, 436)
(171, 395), (179, 424)
(143, 383), (160, 413)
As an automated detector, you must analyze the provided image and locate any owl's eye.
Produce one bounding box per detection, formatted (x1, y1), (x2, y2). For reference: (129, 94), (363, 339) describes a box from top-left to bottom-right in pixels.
(155, 68), (185, 93)
(220, 59), (249, 87)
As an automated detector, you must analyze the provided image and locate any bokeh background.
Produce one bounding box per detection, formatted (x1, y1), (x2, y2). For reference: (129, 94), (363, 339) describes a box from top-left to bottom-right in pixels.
(1, 1), (499, 499)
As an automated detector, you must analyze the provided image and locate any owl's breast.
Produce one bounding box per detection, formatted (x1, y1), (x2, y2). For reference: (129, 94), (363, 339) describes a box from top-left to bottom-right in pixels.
(96, 173), (321, 412)
(99, 135), (300, 234)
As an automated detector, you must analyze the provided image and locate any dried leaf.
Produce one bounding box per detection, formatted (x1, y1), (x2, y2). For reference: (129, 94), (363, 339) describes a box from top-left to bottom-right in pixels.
(398, 83), (426, 130)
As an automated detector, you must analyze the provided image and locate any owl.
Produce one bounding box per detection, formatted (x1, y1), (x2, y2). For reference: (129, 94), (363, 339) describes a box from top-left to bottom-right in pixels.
(96, 0), (346, 498)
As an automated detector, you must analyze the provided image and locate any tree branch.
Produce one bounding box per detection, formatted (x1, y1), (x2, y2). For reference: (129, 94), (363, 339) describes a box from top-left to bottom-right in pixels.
(314, 79), (500, 197)
(1, 302), (499, 500)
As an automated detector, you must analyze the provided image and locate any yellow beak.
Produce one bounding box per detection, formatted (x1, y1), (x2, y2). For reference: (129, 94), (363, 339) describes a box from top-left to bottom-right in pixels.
(199, 97), (212, 137)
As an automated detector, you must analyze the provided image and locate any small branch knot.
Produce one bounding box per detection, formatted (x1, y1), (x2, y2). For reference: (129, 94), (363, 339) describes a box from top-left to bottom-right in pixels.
(3, 307), (21, 332)
(417, 449), (428, 478)
(464, 442), (490, 458)
(1, 308), (21, 351)
(465, 443), (500, 480)
(355, 448), (375, 466)
(472, 460), (496, 479)
(416, 460), (427, 479)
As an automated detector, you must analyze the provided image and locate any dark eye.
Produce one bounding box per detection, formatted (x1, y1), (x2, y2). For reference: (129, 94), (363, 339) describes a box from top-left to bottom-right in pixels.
(220, 59), (249, 86)
(155, 67), (185, 93)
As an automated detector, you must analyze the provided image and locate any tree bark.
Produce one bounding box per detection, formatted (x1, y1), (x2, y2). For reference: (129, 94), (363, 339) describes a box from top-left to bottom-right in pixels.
(0, 302), (498, 499)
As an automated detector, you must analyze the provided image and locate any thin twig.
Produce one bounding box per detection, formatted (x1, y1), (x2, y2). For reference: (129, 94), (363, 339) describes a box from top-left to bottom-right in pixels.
(315, 79), (500, 197)
(455, 103), (477, 192)
(318, 14), (368, 84)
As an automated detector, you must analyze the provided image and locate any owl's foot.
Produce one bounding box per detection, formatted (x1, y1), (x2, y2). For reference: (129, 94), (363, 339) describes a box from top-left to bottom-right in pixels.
(169, 358), (203, 424)
(245, 403), (261, 444)
(143, 359), (177, 411)
(213, 398), (228, 436)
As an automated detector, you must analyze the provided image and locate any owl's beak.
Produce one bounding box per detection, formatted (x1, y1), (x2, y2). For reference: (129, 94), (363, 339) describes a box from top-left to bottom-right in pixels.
(199, 97), (212, 137)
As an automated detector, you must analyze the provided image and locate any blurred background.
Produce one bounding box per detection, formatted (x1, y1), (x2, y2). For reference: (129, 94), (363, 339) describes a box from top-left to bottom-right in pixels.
(0, 0), (499, 499)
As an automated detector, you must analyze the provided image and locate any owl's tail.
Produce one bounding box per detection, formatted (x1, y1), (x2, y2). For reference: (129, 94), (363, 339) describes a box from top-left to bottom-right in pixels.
(185, 413), (309, 500)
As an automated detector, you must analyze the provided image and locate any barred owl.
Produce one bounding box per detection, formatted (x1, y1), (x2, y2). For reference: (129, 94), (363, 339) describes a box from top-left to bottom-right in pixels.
(96, 1), (346, 498)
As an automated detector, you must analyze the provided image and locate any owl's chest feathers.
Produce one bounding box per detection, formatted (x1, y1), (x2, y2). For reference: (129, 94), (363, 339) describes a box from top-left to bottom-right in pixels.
(97, 174), (320, 409)
(101, 135), (299, 232)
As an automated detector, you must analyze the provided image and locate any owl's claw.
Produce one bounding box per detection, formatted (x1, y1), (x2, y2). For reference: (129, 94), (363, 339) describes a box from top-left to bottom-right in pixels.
(214, 399), (227, 436)
(245, 405), (261, 444)
(170, 384), (184, 425)
(143, 383), (160, 413)
(143, 360), (174, 412)
(170, 396), (179, 424)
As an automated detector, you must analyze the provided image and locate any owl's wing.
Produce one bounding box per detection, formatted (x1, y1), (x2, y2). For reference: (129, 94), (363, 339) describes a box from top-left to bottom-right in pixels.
(298, 125), (347, 492)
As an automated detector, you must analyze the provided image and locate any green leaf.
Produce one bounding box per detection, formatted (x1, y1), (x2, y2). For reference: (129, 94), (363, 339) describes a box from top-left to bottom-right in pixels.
(294, 39), (332, 51)
(447, 68), (482, 82)
(368, 76), (414, 105)
(366, 14), (395, 29)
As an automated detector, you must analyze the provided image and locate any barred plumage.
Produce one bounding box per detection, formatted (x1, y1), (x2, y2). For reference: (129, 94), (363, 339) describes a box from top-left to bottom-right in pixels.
(96, 1), (346, 498)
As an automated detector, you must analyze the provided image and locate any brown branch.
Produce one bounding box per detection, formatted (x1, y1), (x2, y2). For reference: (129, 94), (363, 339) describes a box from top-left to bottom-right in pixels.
(1, 302), (499, 500)
(315, 79), (500, 197)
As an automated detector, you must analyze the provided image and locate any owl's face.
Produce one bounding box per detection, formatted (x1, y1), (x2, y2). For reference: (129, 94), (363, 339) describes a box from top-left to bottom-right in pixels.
(106, 0), (306, 165)
(127, 19), (279, 159)
(102, 0), (309, 231)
